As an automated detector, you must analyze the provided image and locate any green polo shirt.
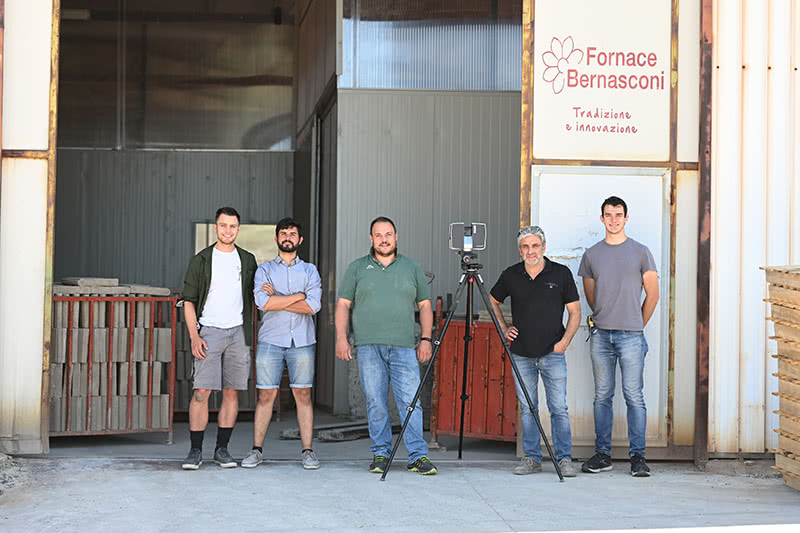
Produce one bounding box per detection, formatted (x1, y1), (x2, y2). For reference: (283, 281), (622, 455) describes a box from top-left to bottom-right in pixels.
(338, 254), (431, 348)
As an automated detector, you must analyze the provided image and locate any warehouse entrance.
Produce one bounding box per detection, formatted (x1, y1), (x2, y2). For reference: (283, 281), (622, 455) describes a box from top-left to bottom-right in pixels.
(51, 1), (323, 437)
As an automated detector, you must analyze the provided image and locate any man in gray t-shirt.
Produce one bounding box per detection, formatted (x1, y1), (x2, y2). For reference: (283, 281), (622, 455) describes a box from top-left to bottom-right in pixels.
(577, 196), (660, 478)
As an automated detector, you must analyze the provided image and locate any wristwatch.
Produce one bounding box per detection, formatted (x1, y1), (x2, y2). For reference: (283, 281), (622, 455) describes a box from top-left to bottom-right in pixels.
(420, 337), (433, 343)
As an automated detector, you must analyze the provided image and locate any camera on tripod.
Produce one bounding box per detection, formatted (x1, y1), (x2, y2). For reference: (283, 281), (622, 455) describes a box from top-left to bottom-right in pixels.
(449, 222), (486, 269)
(448, 222), (487, 252)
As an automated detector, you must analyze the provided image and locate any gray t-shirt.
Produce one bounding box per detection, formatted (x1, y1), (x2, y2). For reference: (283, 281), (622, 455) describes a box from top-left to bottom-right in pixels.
(577, 237), (657, 331)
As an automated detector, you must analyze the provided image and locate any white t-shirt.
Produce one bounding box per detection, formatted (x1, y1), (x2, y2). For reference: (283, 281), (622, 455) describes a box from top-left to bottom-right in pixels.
(199, 247), (244, 329)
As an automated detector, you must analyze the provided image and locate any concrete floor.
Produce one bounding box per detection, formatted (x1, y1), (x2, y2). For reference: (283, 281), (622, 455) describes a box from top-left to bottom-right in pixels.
(1, 412), (799, 532)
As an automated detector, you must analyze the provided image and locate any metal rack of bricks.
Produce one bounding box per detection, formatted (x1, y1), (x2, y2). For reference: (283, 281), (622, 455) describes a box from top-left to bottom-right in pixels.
(764, 265), (800, 492)
(50, 292), (179, 443)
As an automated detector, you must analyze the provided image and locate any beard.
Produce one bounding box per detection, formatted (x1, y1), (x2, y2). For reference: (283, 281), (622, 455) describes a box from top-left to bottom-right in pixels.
(278, 240), (299, 253)
(370, 244), (398, 257)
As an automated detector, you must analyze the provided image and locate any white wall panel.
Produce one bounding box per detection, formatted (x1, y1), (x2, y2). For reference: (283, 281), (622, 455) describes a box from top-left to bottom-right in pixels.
(710, 0), (800, 454)
(792, 2), (800, 265)
(2, 0), (54, 150)
(0, 159), (48, 451)
(710, 0), (743, 454)
(674, 170), (698, 445)
(738, 0), (768, 453)
(678, 0), (701, 162)
(764, 0), (794, 450)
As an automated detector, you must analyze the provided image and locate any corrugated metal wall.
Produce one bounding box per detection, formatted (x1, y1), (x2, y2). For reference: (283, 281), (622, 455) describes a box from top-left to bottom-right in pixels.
(337, 89), (521, 313)
(54, 150), (294, 290)
(710, 0), (800, 453)
(296, 0), (339, 134)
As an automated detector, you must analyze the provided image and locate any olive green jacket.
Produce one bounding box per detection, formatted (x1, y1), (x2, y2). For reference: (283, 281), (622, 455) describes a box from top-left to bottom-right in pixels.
(181, 244), (257, 346)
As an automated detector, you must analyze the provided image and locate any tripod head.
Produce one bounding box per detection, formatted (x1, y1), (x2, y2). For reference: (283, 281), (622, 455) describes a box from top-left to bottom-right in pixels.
(459, 251), (483, 272)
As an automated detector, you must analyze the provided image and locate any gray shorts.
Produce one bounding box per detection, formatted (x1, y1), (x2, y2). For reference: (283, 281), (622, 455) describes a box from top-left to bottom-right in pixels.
(192, 325), (250, 391)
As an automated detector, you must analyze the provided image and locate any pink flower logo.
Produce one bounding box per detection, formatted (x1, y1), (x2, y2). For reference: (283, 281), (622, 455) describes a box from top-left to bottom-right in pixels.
(542, 36), (583, 94)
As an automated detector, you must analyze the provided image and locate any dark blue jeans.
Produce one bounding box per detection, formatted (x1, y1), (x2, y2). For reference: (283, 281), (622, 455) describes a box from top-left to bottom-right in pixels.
(590, 329), (649, 457)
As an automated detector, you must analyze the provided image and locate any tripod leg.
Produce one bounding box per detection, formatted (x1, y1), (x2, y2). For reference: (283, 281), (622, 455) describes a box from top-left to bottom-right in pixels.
(380, 275), (469, 481)
(457, 277), (474, 459)
(473, 275), (565, 482)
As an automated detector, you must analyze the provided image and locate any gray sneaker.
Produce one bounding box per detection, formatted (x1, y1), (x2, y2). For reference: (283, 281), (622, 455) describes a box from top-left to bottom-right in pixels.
(214, 447), (237, 468)
(181, 448), (202, 470)
(512, 457), (542, 475)
(240, 449), (263, 469)
(559, 458), (577, 478)
(301, 450), (320, 470)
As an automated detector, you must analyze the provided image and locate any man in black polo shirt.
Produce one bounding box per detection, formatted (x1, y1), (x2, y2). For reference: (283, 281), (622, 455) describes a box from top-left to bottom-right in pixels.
(489, 225), (581, 477)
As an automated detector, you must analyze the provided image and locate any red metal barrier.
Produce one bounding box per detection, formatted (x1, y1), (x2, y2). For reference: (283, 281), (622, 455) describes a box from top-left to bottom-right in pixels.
(431, 320), (517, 444)
(50, 295), (179, 443)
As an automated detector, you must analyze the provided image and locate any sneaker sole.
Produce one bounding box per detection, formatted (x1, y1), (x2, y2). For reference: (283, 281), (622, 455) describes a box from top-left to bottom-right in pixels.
(512, 469), (542, 475)
(631, 470), (651, 477)
(581, 465), (613, 473)
(408, 467), (438, 475)
(181, 461), (202, 470)
(369, 466), (385, 473)
(240, 461), (262, 469)
(303, 463), (321, 470)
(215, 461), (237, 468)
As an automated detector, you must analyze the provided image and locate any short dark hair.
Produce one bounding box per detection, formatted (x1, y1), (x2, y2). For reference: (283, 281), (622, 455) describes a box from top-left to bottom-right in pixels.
(370, 216), (396, 234)
(275, 217), (302, 238)
(601, 196), (627, 217)
(215, 206), (241, 223)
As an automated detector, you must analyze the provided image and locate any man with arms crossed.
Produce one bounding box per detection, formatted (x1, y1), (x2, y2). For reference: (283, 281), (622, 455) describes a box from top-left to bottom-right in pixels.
(241, 218), (322, 470)
(489, 226), (581, 477)
(335, 216), (438, 475)
(579, 196), (659, 477)
(181, 207), (257, 470)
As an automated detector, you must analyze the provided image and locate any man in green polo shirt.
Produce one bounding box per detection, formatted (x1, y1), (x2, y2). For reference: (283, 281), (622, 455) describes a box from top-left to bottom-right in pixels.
(335, 216), (438, 475)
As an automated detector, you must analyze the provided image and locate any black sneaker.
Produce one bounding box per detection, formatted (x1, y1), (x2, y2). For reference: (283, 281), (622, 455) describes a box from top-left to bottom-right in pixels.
(630, 454), (651, 477)
(369, 455), (388, 473)
(214, 447), (237, 468)
(181, 448), (202, 470)
(407, 456), (438, 475)
(581, 452), (613, 473)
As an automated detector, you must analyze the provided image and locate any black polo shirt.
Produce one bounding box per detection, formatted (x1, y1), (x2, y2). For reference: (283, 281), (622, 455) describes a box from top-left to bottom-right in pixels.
(490, 258), (580, 358)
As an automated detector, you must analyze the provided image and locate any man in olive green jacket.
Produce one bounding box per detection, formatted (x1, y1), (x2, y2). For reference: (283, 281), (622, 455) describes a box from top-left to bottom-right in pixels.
(180, 207), (257, 470)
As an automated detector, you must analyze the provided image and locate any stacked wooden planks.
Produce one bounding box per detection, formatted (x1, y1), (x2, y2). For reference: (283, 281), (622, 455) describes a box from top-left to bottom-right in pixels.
(764, 265), (800, 491)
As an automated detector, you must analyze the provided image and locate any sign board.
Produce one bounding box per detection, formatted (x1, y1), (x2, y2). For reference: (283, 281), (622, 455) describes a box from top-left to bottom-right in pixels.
(532, 0), (671, 161)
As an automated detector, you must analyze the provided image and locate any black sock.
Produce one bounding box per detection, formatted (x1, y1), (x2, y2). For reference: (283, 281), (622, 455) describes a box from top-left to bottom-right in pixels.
(190, 430), (204, 451)
(301, 448), (313, 453)
(253, 446), (263, 453)
(216, 426), (233, 451)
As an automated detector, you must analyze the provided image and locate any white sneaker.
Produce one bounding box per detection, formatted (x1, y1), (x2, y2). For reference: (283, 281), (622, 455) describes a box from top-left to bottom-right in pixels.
(301, 450), (320, 470)
(240, 449), (263, 469)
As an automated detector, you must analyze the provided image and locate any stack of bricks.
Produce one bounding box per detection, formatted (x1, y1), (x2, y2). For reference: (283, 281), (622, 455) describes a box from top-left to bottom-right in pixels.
(173, 310), (258, 412)
(764, 265), (800, 492)
(50, 277), (174, 434)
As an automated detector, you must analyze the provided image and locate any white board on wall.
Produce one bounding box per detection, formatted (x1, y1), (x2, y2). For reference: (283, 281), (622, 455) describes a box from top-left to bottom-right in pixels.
(532, 0), (671, 161)
(530, 165), (671, 448)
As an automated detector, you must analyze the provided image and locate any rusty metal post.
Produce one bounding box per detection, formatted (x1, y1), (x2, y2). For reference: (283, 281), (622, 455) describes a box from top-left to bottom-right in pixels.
(168, 297), (177, 444)
(520, 0), (533, 227)
(695, 0), (713, 467)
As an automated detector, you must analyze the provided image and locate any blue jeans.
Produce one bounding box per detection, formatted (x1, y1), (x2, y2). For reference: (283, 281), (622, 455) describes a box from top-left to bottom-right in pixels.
(511, 352), (572, 463)
(356, 344), (427, 462)
(590, 329), (649, 457)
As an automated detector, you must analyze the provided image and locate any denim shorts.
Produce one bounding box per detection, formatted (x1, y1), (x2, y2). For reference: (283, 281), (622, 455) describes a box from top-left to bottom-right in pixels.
(255, 341), (315, 389)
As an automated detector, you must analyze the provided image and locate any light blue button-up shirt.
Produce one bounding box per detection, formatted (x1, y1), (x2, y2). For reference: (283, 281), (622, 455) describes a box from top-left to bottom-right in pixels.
(254, 256), (322, 348)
